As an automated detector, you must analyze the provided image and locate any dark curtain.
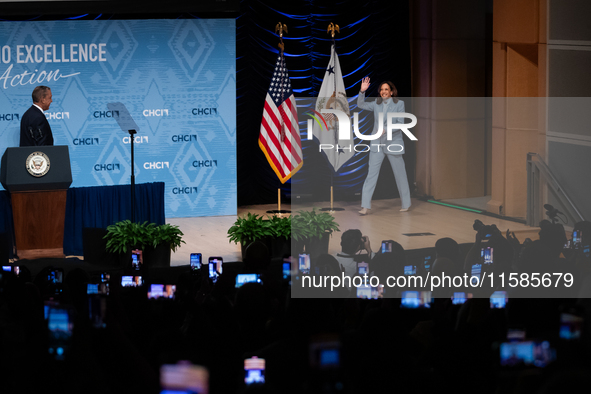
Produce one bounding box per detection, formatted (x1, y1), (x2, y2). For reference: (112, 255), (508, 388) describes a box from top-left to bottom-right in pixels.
(64, 182), (165, 255)
(0, 183), (164, 257)
(0, 191), (16, 259)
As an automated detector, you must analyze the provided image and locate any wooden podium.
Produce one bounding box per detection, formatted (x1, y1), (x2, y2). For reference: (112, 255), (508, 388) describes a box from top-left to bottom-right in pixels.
(1, 146), (72, 259)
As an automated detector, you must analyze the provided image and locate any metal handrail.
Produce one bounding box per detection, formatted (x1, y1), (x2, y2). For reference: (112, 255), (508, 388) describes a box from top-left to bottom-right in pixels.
(526, 152), (585, 226)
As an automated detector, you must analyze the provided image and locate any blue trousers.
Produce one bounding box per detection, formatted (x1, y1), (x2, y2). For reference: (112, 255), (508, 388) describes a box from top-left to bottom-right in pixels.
(361, 152), (411, 210)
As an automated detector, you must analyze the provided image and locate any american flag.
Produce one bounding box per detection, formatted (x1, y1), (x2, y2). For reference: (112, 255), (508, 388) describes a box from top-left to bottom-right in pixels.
(258, 53), (303, 183)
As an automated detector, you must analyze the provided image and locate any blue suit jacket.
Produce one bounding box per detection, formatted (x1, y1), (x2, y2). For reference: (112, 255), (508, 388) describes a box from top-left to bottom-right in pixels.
(20, 105), (54, 147)
(357, 91), (405, 155)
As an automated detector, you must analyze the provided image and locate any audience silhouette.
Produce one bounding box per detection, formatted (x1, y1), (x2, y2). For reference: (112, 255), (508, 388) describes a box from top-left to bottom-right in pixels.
(0, 218), (588, 393)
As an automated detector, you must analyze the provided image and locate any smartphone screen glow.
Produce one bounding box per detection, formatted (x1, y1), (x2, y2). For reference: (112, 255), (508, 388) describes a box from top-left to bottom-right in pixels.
(244, 357), (265, 385)
(190, 253), (201, 270)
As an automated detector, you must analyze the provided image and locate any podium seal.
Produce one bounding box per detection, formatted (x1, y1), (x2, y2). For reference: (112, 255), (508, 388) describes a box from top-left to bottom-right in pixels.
(26, 151), (50, 177)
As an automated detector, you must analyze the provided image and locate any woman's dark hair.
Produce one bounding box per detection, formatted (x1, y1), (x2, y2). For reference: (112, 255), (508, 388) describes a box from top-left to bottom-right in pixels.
(376, 81), (399, 104)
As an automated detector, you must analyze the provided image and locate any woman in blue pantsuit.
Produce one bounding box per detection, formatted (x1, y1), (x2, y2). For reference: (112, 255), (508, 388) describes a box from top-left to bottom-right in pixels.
(357, 77), (411, 215)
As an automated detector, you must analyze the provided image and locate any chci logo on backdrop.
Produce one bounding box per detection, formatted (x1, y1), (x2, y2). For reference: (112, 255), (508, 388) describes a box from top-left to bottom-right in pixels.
(0, 113), (18, 121)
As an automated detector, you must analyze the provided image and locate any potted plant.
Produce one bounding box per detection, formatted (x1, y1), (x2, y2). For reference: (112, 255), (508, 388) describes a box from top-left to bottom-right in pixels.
(104, 220), (184, 268)
(227, 213), (275, 259)
(267, 214), (291, 258)
(291, 208), (339, 258)
(151, 223), (185, 252)
(147, 223), (185, 267)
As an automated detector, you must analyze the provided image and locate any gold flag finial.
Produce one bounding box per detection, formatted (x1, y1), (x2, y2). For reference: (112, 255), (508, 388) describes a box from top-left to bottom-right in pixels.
(275, 22), (288, 37)
(327, 23), (340, 38)
(275, 22), (288, 51)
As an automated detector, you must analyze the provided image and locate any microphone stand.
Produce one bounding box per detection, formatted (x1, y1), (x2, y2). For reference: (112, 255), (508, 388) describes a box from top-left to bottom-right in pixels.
(128, 129), (137, 223)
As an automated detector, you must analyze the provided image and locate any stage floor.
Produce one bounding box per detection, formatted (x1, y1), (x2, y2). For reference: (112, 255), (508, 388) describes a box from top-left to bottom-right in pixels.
(166, 198), (538, 267)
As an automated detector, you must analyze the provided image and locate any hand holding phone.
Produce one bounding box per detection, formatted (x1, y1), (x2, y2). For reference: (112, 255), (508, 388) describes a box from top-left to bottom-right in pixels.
(236, 273), (262, 288)
(499, 340), (555, 367)
(2, 265), (20, 277)
(208, 257), (223, 283)
(470, 263), (482, 286)
(573, 230), (583, 249)
(47, 305), (73, 360)
(560, 311), (583, 340)
(481, 246), (494, 265)
(244, 357), (265, 385)
(48, 268), (64, 284)
(88, 294), (107, 329)
(309, 336), (341, 369)
(131, 249), (143, 270)
(47, 268), (64, 295)
(190, 253), (202, 272)
(403, 265), (417, 275)
(121, 276), (143, 287)
(381, 240), (393, 253)
(357, 261), (368, 275)
(161, 363), (209, 393)
(147, 284), (176, 299)
(490, 291), (508, 308)
(298, 254), (310, 275)
(401, 291), (432, 309)
(452, 292), (467, 305)
(87, 283), (109, 295)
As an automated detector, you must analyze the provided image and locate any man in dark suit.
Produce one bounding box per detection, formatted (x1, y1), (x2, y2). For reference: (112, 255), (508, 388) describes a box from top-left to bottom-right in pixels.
(19, 85), (54, 146)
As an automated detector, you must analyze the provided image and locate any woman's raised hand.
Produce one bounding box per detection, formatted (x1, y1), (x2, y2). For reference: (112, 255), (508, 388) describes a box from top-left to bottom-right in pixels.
(360, 77), (370, 93)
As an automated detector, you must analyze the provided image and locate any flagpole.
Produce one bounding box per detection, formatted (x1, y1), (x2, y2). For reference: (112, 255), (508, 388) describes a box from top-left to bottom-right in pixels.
(266, 22), (291, 216)
(321, 23), (344, 213)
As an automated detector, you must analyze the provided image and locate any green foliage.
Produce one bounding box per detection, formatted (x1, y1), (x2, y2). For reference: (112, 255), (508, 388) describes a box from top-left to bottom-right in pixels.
(104, 220), (185, 254)
(291, 208), (340, 242)
(228, 210), (338, 245)
(227, 212), (275, 245)
(267, 214), (291, 240)
(152, 223), (185, 252)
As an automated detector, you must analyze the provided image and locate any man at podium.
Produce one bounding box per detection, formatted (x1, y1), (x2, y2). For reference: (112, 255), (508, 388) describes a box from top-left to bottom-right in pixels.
(19, 86), (54, 147)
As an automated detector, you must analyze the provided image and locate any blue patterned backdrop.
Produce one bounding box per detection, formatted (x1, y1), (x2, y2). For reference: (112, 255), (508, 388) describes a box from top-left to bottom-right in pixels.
(0, 19), (236, 218)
